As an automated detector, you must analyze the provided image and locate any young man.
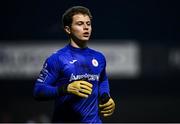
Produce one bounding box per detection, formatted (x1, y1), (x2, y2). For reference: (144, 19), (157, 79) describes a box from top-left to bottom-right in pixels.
(33, 6), (115, 123)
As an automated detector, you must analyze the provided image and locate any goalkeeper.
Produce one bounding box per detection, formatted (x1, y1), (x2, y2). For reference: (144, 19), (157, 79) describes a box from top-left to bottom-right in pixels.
(33, 6), (115, 123)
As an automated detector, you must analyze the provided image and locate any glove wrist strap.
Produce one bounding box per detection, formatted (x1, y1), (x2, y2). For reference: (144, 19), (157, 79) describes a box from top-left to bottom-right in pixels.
(58, 84), (69, 95)
(100, 92), (110, 104)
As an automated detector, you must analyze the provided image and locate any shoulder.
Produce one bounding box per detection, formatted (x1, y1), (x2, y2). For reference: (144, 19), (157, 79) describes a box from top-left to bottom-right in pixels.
(49, 45), (69, 58)
(88, 48), (106, 60)
(45, 47), (67, 64)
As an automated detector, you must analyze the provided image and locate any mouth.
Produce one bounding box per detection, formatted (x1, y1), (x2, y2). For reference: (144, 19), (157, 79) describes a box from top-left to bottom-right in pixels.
(83, 32), (90, 37)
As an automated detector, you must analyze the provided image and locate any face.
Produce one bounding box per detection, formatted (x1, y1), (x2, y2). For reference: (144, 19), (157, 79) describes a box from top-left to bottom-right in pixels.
(66, 14), (92, 43)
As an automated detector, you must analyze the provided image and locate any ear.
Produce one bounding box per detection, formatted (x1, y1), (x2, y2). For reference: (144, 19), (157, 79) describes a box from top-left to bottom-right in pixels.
(64, 26), (71, 34)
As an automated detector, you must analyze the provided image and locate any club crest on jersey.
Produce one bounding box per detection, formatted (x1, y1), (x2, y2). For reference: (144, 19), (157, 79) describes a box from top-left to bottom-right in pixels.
(92, 58), (98, 67)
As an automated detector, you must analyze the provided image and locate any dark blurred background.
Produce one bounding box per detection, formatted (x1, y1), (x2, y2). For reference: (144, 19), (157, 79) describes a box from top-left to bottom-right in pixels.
(0, 0), (180, 123)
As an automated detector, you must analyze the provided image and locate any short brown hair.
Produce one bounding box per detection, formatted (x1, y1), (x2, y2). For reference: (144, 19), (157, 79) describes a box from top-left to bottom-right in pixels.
(62, 6), (92, 27)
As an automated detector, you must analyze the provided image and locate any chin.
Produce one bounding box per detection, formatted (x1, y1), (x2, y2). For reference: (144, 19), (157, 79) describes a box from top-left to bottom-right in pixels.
(79, 38), (89, 42)
(82, 37), (90, 41)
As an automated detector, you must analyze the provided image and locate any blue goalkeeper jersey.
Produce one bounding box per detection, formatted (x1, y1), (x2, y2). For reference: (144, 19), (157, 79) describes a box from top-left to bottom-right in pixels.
(33, 44), (110, 123)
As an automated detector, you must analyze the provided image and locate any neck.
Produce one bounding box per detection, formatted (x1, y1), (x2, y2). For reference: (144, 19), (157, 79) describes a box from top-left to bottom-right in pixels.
(70, 39), (87, 48)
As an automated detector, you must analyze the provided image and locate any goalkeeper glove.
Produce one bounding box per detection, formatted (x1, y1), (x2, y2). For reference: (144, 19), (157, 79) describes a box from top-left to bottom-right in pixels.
(67, 80), (93, 98)
(99, 93), (115, 117)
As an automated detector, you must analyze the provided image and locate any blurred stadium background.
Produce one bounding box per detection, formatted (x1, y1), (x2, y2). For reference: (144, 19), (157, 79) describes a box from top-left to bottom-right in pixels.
(0, 0), (180, 122)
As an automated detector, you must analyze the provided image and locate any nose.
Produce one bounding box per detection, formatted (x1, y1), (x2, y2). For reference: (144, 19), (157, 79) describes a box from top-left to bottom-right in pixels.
(83, 24), (89, 30)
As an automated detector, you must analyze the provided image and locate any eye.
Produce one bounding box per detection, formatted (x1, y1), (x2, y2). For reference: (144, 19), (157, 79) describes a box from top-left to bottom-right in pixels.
(87, 22), (91, 26)
(77, 22), (83, 25)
